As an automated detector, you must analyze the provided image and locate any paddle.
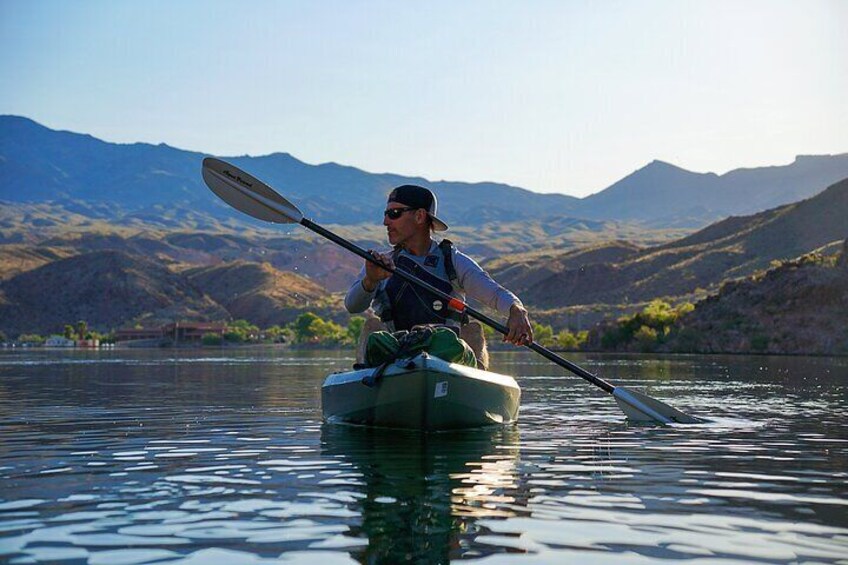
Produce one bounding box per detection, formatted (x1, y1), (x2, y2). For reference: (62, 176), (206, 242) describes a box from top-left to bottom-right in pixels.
(201, 157), (704, 424)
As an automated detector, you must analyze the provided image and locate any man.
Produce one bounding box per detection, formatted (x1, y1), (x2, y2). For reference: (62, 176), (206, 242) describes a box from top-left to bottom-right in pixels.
(344, 184), (533, 348)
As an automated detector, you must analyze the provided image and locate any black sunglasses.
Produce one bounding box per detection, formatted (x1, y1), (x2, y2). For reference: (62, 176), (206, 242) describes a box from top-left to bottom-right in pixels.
(384, 207), (417, 220)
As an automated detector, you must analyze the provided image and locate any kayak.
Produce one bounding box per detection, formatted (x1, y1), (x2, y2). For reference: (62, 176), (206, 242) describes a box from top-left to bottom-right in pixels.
(321, 352), (521, 431)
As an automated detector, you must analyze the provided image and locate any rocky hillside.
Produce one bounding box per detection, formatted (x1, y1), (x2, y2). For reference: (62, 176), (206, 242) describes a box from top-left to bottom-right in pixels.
(664, 242), (848, 354)
(489, 177), (848, 311)
(185, 261), (327, 328)
(0, 251), (227, 335)
(0, 250), (334, 336)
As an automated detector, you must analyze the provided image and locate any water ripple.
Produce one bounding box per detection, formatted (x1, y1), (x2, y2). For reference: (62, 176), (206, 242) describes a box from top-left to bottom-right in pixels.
(0, 350), (846, 563)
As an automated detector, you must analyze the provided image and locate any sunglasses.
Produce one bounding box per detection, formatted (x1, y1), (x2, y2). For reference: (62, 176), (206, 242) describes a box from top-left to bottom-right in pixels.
(383, 207), (418, 220)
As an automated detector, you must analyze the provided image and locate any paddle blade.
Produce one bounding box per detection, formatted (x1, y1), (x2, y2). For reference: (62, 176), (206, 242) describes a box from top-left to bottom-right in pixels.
(202, 157), (303, 224)
(613, 386), (704, 424)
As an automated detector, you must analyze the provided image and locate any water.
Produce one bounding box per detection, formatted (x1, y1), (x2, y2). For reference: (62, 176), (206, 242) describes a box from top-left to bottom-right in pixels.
(0, 348), (846, 564)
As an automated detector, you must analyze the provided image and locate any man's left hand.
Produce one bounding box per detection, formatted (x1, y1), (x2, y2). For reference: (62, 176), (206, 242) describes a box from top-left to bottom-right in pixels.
(504, 304), (533, 346)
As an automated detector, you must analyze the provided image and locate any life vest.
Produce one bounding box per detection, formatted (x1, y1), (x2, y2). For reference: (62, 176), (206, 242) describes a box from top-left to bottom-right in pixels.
(375, 239), (464, 332)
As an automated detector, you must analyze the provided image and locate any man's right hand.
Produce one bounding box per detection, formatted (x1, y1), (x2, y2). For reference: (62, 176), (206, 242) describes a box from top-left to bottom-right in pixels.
(362, 250), (394, 292)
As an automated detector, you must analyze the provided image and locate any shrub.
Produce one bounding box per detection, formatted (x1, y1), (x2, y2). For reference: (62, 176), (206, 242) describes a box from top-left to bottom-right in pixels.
(223, 331), (245, 343)
(670, 327), (702, 353)
(264, 325), (291, 343)
(18, 334), (44, 345)
(202, 333), (224, 346)
(598, 300), (694, 351)
(634, 325), (659, 352)
(532, 322), (555, 347)
(556, 329), (587, 350)
(750, 334), (769, 352)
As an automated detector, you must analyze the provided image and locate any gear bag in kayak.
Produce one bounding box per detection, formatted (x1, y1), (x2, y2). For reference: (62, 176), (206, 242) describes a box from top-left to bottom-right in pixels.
(365, 325), (477, 369)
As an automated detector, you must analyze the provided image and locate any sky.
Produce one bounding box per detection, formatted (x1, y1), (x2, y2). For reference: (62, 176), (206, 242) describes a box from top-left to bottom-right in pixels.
(1, 0), (846, 197)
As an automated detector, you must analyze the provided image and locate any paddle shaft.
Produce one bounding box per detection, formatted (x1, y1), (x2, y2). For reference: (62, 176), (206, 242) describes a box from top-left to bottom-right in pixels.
(301, 218), (616, 394)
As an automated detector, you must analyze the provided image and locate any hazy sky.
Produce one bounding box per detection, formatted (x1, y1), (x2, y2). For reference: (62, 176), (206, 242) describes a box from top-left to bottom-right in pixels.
(1, 0), (845, 197)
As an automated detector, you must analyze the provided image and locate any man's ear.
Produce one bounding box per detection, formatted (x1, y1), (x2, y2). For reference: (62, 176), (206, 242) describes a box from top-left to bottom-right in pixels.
(415, 209), (429, 226)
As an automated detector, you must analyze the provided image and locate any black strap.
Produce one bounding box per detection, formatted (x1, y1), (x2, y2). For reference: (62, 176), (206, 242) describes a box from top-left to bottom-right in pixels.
(438, 239), (469, 325)
(438, 239), (457, 283)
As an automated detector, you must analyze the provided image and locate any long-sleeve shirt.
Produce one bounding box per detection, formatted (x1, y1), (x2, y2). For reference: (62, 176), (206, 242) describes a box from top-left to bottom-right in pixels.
(344, 241), (522, 318)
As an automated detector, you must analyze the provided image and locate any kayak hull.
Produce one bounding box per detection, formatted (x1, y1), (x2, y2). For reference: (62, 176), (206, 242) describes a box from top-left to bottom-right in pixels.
(322, 353), (520, 431)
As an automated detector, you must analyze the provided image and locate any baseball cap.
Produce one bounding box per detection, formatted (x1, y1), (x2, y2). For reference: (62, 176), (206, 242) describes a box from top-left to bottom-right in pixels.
(387, 184), (448, 231)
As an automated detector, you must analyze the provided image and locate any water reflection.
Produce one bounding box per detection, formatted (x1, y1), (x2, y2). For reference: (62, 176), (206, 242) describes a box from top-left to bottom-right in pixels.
(320, 425), (525, 563)
(1, 349), (846, 564)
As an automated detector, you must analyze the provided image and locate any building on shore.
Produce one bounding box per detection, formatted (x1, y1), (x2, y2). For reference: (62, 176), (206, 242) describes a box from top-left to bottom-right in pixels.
(115, 327), (165, 342)
(115, 323), (227, 346)
(161, 322), (226, 345)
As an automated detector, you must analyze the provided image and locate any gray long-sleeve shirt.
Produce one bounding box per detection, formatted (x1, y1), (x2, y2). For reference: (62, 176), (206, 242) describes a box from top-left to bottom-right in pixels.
(344, 241), (522, 318)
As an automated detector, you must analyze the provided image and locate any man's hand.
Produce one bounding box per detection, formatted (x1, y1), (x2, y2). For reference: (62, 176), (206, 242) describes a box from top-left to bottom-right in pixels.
(362, 250), (394, 292)
(504, 303), (533, 346)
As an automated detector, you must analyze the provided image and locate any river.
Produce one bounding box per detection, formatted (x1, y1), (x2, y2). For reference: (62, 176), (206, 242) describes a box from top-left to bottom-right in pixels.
(0, 348), (846, 564)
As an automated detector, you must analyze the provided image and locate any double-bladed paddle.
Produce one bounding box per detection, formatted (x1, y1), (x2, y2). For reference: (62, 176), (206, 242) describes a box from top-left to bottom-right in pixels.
(201, 157), (703, 424)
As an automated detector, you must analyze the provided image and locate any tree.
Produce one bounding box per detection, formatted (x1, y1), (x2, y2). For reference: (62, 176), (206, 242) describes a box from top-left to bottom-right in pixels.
(18, 334), (44, 345)
(202, 333), (224, 346)
(223, 319), (260, 343)
(290, 312), (346, 345)
(223, 330), (245, 343)
(228, 320), (259, 341)
(0, 330), (6, 343)
(634, 325), (659, 352)
(292, 312), (322, 343)
(264, 325), (291, 344)
(640, 300), (677, 329)
(76, 320), (88, 340)
(308, 317), (345, 344)
(64, 325), (75, 340)
(557, 329), (587, 350)
(532, 322), (555, 347)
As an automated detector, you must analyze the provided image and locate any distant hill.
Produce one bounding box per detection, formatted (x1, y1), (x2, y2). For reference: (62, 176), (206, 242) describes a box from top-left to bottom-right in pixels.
(577, 156), (848, 224)
(663, 243), (848, 354)
(0, 250), (339, 336)
(488, 177), (848, 310)
(2, 115), (847, 230)
(185, 261), (328, 328)
(0, 251), (227, 335)
(0, 115), (578, 229)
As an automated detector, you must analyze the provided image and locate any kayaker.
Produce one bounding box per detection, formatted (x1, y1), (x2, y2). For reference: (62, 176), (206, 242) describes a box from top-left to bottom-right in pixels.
(344, 184), (534, 349)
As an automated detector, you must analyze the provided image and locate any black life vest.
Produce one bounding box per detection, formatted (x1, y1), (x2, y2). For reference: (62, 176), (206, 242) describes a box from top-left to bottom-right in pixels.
(377, 239), (463, 332)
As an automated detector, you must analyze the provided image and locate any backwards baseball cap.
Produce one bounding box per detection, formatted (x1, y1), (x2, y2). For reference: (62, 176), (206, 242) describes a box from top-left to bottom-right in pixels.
(387, 184), (448, 231)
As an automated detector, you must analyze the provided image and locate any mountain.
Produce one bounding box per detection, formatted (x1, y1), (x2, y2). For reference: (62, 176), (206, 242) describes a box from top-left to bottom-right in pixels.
(0, 251), (227, 335)
(0, 249), (341, 336)
(0, 115), (579, 228)
(185, 261), (328, 328)
(576, 161), (718, 222)
(3, 115), (847, 230)
(576, 155), (848, 224)
(488, 177), (848, 311)
(664, 243), (848, 354)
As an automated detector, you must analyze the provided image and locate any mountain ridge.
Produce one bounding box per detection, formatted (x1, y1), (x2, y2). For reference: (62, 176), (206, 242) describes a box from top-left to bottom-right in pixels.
(3, 115), (847, 229)
(487, 177), (848, 311)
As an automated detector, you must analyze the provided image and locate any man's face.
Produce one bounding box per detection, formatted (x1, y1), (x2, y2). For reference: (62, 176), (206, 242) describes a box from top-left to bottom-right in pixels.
(384, 203), (423, 246)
